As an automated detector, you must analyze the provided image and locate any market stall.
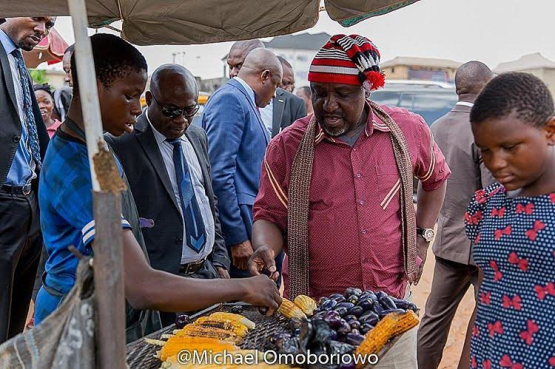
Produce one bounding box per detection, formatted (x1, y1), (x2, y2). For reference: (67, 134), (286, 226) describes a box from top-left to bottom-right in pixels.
(126, 288), (419, 368)
(0, 1), (422, 368)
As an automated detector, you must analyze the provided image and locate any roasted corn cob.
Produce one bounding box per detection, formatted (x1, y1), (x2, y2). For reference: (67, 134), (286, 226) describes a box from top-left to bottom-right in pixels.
(278, 298), (307, 319)
(160, 354), (299, 369)
(157, 336), (238, 361)
(193, 317), (249, 337)
(355, 310), (419, 361)
(173, 325), (243, 343)
(294, 295), (317, 316)
(209, 312), (256, 330)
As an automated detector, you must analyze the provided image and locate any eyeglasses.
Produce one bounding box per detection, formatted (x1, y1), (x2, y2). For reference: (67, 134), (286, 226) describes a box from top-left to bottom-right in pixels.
(151, 94), (200, 119)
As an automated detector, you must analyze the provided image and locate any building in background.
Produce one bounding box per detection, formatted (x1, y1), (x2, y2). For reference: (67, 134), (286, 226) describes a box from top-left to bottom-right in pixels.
(197, 76), (228, 93)
(381, 56), (462, 83)
(494, 53), (555, 97)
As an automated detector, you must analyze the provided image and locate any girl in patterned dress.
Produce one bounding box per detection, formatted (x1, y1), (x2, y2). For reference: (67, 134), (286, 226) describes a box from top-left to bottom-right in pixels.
(463, 72), (555, 369)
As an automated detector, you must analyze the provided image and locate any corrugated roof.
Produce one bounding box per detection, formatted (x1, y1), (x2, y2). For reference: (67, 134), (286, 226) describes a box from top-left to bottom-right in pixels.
(381, 56), (462, 69)
(263, 32), (332, 50)
(494, 53), (555, 73)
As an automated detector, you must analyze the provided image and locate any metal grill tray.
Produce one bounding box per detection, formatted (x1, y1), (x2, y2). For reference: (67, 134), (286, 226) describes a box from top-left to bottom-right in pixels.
(126, 302), (290, 368)
(126, 302), (406, 369)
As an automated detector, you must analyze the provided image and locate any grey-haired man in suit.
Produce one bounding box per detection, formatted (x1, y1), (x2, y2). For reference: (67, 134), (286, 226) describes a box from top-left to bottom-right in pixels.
(106, 64), (230, 326)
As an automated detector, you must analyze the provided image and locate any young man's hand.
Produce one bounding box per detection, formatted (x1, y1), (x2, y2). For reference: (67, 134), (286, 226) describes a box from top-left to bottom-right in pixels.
(248, 246), (279, 282)
(240, 275), (282, 316)
(231, 240), (254, 270)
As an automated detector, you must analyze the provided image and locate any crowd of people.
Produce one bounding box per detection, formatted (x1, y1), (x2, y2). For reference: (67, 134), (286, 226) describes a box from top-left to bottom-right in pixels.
(1, 16), (554, 369)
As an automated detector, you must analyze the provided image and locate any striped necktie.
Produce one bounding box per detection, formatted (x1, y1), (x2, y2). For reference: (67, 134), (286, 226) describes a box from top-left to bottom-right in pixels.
(167, 138), (206, 253)
(12, 49), (42, 167)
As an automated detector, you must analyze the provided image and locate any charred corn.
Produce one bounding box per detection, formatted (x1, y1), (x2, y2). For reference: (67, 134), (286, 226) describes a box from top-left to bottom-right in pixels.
(173, 325), (243, 343)
(294, 295), (317, 316)
(278, 298), (307, 319)
(161, 355), (299, 369)
(355, 310), (419, 360)
(209, 312), (256, 330)
(193, 317), (249, 337)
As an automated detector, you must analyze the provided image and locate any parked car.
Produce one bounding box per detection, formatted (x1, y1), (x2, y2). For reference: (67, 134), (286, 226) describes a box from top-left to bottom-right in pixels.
(370, 80), (457, 125)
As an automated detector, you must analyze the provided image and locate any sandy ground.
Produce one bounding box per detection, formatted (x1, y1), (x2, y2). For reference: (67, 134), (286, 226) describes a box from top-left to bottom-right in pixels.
(412, 246), (475, 369)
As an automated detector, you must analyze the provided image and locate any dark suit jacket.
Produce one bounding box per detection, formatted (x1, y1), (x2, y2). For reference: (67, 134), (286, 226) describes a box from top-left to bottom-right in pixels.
(0, 42), (49, 186)
(106, 114), (230, 275)
(271, 88), (306, 137)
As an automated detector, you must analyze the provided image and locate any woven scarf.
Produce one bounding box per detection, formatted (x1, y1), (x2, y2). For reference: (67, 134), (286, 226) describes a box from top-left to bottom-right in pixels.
(287, 101), (417, 299)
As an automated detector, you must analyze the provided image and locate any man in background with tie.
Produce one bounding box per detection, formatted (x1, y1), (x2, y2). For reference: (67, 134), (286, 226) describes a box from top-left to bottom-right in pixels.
(0, 16), (55, 344)
(107, 64), (231, 326)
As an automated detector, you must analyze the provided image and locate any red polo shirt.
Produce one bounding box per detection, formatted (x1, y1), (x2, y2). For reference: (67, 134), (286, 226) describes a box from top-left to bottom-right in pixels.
(253, 103), (450, 299)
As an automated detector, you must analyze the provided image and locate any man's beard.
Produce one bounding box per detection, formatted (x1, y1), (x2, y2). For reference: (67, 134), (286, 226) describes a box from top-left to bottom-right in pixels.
(18, 34), (42, 51)
(18, 41), (36, 51)
(321, 123), (349, 137)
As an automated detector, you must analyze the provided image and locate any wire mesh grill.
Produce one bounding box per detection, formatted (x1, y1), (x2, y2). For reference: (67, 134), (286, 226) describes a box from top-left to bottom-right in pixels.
(125, 303), (406, 368)
(126, 303), (289, 368)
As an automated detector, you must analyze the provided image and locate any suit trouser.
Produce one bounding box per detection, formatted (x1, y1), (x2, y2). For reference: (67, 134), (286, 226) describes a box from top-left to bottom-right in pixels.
(417, 256), (479, 369)
(228, 203), (284, 288)
(32, 245), (48, 301)
(159, 259), (220, 327)
(0, 190), (42, 344)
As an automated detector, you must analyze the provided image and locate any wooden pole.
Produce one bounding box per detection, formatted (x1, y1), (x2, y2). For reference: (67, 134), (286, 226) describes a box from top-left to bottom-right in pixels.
(92, 192), (126, 369)
(67, 0), (126, 367)
(67, 0), (103, 191)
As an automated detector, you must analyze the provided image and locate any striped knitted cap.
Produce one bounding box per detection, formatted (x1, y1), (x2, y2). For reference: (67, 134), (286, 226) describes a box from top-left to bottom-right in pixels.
(308, 34), (385, 91)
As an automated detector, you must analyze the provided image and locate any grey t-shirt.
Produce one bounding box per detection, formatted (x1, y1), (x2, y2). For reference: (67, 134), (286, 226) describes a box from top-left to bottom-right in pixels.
(338, 122), (366, 147)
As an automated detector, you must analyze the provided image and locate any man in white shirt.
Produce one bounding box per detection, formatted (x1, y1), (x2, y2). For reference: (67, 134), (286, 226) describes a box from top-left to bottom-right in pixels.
(106, 64), (231, 326)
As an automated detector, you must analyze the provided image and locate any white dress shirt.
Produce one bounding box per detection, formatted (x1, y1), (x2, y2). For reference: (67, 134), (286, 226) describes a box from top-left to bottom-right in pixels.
(260, 99), (274, 136)
(146, 111), (215, 264)
(0, 29), (36, 184)
(234, 76), (271, 139)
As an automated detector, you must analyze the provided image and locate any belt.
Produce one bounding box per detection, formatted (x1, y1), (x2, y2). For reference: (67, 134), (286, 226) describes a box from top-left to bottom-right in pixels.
(1, 184), (32, 196)
(179, 258), (207, 275)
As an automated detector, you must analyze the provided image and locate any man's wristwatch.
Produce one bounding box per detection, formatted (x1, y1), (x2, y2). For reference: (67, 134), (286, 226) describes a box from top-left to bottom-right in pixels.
(417, 227), (435, 242)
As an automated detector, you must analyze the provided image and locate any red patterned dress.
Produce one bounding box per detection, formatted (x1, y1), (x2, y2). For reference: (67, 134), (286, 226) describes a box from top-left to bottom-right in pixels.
(465, 182), (555, 369)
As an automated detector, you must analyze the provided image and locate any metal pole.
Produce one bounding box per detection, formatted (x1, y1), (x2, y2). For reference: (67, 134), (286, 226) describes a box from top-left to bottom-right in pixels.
(67, 0), (126, 367)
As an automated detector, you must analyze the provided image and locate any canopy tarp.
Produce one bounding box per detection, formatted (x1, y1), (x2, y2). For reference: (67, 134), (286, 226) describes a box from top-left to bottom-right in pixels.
(0, 0), (419, 45)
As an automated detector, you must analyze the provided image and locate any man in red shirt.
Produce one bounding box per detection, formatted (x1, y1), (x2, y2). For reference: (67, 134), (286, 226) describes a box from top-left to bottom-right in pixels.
(248, 34), (449, 368)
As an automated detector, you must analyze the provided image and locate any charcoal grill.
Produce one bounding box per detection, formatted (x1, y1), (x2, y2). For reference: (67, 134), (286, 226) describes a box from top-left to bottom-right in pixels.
(126, 302), (404, 368)
(126, 302), (290, 368)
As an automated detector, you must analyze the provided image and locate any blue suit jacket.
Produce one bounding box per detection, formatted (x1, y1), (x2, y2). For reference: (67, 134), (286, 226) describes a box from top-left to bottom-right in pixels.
(202, 79), (270, 247)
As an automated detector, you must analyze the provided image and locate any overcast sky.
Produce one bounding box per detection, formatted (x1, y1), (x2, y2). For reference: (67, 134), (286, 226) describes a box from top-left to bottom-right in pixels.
(50, 0), (555, 79)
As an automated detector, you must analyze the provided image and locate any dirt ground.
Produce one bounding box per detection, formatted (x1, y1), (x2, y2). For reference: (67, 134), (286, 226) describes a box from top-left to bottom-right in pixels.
(412, 246), (475, 369)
